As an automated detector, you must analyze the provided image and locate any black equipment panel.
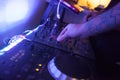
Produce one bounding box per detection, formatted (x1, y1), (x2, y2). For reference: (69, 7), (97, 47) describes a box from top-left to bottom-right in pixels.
(0, 0), (95, 80)
(0, 23), (95, 80)
(0, 39), (54, 80)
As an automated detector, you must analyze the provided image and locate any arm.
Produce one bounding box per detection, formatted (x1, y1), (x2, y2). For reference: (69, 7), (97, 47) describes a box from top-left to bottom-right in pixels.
(81, 2), (120, 37)
(57, 2), (120, 41)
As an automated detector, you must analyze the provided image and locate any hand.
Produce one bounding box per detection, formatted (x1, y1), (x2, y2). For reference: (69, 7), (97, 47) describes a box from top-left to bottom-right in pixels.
(57, 24), (83, 42)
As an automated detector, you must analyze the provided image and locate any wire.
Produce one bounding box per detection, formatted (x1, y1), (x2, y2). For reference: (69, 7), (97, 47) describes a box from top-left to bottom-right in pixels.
(56, 0), (63, 19)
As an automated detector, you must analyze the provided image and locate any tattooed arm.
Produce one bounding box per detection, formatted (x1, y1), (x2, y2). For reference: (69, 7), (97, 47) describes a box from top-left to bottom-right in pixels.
(57, 2), (120, 41)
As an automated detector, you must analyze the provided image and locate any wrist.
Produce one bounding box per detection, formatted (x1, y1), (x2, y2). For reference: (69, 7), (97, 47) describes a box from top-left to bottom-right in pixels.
(78, 23), (89, 39)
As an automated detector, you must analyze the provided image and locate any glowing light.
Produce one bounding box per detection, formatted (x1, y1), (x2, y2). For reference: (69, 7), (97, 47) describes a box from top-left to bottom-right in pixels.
(5, 0), (29, 23)
(0, 51), (4, 55)
(73, 0), (111, 12)
(0, 37), (24, 53)
(0, 11), (5, 23)
(87, 0), (111, 9)
(0, 30), (33, 55)
(35, 68), (39, 72)
(38, 64), (42, 67)
(48, 58), (64, 79)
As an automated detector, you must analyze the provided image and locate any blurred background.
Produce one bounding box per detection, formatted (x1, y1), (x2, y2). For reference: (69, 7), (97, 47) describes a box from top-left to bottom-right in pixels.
(0, 0), (48, 48)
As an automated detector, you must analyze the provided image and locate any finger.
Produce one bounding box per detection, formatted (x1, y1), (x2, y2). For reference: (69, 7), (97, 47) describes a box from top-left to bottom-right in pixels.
(59, 27), (67, 36)
(57, 32), (68, 41)
(57, 27), (68, 41)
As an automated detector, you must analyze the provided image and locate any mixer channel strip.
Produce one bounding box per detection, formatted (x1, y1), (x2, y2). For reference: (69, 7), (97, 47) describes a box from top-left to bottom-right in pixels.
(26, 30), (95, 60)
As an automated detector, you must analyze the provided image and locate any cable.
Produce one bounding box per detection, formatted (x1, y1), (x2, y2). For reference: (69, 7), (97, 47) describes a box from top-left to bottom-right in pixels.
(56, 0), (63, 19)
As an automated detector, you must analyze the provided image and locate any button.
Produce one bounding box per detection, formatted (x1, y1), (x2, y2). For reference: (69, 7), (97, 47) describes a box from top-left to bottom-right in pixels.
(38, 64), (42, 67)
(35, 68), (39, 72)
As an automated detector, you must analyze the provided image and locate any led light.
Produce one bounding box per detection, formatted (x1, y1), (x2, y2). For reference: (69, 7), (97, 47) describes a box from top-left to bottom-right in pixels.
(35, 68), (39, 72)
(38, 64), (42, 67)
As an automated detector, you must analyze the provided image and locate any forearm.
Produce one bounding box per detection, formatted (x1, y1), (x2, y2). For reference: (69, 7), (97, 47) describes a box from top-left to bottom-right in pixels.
(80, 2), (120, 37)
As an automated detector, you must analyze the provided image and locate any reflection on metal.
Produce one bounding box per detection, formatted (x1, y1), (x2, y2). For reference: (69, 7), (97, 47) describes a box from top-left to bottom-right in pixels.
(0, 36), (24, 54)
(48, 58), (81, 80)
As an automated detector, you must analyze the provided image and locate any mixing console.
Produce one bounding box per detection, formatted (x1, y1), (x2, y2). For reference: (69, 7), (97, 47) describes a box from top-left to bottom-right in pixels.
(0, 0), (95, 79)
(0, 19), (95, 80)
(26, 19), (95, 60)
(0, 39), (54, 80)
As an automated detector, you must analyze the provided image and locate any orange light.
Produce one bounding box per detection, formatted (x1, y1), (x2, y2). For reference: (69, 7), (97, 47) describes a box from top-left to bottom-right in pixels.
(38, 64), (42, 67)
(35, 68), (39, 72)
(73, 0), (111, 12)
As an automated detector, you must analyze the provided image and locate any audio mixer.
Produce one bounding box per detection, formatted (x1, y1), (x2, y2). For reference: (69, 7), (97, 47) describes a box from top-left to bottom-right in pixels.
(0, 0), (95, 79)
(0, 19), (95, 80)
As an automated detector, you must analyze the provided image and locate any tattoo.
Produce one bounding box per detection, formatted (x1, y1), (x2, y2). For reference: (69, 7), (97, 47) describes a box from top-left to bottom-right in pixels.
(86, 2), (120, 36)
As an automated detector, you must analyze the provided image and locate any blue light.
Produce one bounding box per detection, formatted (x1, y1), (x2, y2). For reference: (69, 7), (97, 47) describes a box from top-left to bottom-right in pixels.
(0, 0), (31, 33)
(0, 51), (5, 55)
(0, 30), (33, 55)
(0, 36), (24, 55)
(5, 0), (29, 23)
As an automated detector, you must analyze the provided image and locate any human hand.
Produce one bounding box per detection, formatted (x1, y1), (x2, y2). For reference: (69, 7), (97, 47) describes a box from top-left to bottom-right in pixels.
(57, 24), (83, 42)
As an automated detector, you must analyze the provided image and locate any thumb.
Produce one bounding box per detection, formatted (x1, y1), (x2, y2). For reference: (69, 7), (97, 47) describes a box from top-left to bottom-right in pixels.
(57, 33), (67, 41)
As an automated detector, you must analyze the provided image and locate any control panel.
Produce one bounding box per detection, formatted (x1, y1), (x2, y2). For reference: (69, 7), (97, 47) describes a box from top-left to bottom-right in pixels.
(0, 39), (56, 80)
(0, 22), (94, 80)
(0, 0), (95, 79)
(26, 19), (94, 60)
